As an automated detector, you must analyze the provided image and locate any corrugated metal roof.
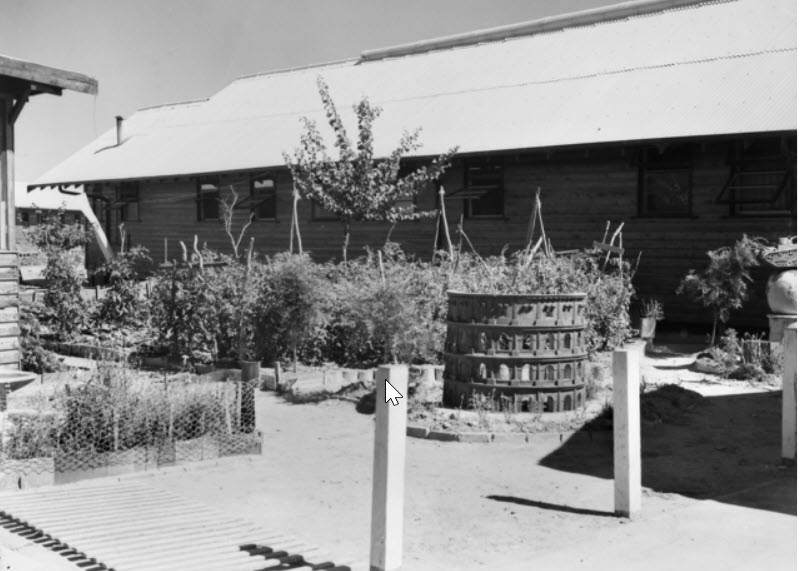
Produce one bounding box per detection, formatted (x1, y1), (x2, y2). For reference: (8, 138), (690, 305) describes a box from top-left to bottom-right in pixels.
(33, 0), (797, 186)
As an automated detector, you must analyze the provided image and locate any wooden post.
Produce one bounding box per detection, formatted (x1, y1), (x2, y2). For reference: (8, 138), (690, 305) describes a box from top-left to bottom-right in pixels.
(613, 345), (641, 517)
(782, 323), (797, 465)
(438, 186), (453, 259)
(370, 365), (408, 571)
(0, 98), (16, 252)
(273, 361), (283, 392)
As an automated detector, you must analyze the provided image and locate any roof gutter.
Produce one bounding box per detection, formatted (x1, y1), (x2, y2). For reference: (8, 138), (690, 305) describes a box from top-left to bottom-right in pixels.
(360, 0), (721, 61)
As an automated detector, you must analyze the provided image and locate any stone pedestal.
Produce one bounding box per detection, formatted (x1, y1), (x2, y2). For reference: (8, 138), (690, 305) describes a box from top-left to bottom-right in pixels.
(782, 324), (797, 465)
(768, 314), (797, 343)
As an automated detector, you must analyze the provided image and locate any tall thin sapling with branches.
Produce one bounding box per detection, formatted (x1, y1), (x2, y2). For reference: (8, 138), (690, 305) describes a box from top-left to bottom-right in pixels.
(284, 76), (457, 260)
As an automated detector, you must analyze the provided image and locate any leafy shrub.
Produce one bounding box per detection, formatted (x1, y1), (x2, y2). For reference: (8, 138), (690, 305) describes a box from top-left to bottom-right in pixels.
(96, 246), (152, 328)
(3, 411), (59, 459)
(677, 235), (765, 344)
(23, 210), (91, 340)
(42, 249), (88, 339)
(149, 255), (251, 363)
(322, 244), (448, 367)
(20, 303), (61, 374)
(254, 253), (329, 365)
(707, 328), (781, 383)
(640, 298), (665, 320)
(147, 240), (634, 367)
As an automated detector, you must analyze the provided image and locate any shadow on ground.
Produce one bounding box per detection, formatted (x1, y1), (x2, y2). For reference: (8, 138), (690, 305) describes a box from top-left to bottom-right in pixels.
(485, 495), (619, 518)
(540, 386), (796, 516)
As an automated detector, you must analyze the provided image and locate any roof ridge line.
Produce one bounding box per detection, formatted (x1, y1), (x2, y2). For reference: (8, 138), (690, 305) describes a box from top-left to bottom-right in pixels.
(360, 0), (729, 61)
(138, 98), (209, 112)
(233, 57), (358, 82)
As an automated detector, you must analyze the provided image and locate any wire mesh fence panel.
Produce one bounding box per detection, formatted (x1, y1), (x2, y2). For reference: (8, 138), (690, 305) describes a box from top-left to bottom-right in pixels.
(0, 367), (261, 485)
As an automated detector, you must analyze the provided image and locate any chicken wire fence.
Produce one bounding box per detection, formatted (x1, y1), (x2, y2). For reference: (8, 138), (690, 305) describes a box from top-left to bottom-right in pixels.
(0, 373), (260, 478)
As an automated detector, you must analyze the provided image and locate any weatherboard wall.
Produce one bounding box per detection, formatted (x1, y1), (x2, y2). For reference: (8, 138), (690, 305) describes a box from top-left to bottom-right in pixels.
(89, 137), (795, 329)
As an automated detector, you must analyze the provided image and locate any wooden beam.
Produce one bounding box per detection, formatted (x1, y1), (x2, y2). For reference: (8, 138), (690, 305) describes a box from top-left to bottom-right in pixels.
(8, 91), (28, 125)
(0, 55), (97, 95)
(30, 82), (62, 97)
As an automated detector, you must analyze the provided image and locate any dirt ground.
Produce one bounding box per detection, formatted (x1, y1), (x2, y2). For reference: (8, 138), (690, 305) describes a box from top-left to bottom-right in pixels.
(141, 347), (792, 570)
(4, 345), (796, 570)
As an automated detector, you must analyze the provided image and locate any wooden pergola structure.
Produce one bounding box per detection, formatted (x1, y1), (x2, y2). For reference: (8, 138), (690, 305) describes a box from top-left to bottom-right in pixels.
(0, 55), (97, 369)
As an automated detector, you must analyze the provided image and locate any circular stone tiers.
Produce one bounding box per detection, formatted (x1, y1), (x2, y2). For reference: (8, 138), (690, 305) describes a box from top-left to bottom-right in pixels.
(443, 292), (587, 413)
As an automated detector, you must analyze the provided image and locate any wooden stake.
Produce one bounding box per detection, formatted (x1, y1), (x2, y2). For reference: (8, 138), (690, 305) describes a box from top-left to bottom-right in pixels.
(782, 324), (797, 465)
(601, 220), (610, 245)
(431, 210), (441, 260)
(525, 195), (537, 247)
(438, 186), (454, 259)
(290, 186), (303, 255)
(118, 223), (126, 254)
(535, 190), (551, 257)
(378, 250), (386, 285)
(370, 365), (409, 571)
(192, 234), (204, 271)
(613, 345), (641, 518)
(604, 222), (625, 270)
(457, 224), (490, 276)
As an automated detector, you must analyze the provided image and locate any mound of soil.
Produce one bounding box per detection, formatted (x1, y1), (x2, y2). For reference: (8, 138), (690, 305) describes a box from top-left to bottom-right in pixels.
(641, 384), (707, 424)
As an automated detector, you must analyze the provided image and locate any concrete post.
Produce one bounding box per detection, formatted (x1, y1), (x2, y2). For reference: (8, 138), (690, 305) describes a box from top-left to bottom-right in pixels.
(370, 365), (408, 571)
(782, 324), (797, 465)
(613, 345), (641, 517)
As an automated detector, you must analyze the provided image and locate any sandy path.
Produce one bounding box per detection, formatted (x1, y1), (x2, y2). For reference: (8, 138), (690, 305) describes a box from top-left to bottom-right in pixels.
(5, 349), (793, 570)
(149, 391), (786, 571)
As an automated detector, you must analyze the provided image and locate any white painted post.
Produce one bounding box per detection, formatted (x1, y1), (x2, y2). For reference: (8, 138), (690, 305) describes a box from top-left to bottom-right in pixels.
(370, 365), (408, 571)
(782, 324), (797, 465)
(613, 345), (641, 517)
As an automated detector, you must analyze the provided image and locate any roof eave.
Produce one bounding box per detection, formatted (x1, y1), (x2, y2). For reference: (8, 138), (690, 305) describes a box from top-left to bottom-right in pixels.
(0, 55), (98, 95)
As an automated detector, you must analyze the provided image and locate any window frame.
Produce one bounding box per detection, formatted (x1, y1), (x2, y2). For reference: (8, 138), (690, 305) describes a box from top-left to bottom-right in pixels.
(249, 176), (277, 221)
(196, 176), (220, 221)
(636, 146), (694, 218)
(716, 138), (796, 218)
(462, 157), (505, 219)
(118, 181), (140, 222)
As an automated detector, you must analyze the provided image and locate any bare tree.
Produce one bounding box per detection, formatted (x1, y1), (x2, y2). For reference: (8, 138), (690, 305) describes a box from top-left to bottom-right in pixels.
(220, 185), (254, 259)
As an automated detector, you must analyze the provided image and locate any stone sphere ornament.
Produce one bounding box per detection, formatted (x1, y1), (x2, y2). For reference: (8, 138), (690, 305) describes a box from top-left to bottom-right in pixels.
(767, 269), (797, 315)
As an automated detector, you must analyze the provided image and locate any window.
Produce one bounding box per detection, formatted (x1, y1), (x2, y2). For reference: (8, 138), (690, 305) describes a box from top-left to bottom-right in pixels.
(393, 161), (429, 214)
(250, 177), (277, 220)
(311, 201), (338, 221)
(119, 181), (140, 221)
(716, 138), (795, 217)
(197, 177), (220, 221)
(463, 158), (504, 218)
(637, 146), (693, 217)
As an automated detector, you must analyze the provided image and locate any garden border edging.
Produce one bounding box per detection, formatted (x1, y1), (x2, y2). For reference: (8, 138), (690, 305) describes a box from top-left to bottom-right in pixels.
(406, 423), (612, 444)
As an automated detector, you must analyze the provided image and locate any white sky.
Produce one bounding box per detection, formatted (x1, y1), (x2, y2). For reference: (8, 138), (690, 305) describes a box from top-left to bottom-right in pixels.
(3, 0), (612, 180)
